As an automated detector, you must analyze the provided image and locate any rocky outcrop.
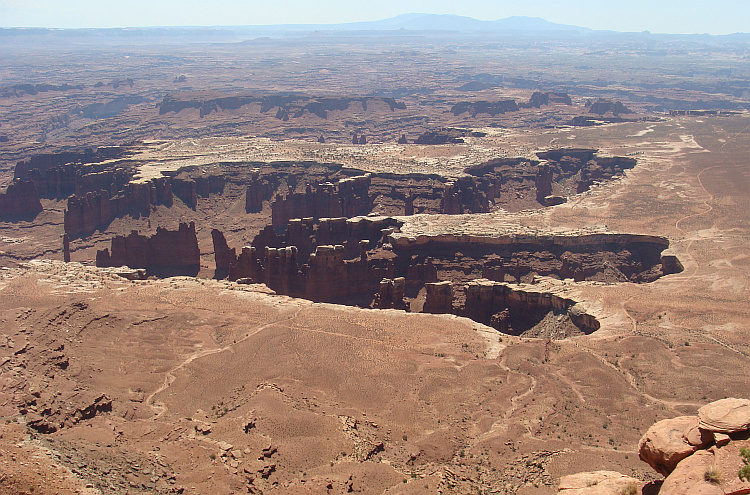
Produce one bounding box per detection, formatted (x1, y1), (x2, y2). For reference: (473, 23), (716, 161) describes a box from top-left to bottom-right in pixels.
(271, 174), (372, 229)
(0, 180), (43, 219)
(422, 281), (454, 314)
(157, 93), (406, 118)
(212, 229), (236, 278)
(638, 416), (714, 476)
(64, 177), (172, 238)
(1, 82), (84, 98)
(415, 129), (468, 145)
(451, 92), (571, 116)
(440, 177), (490, 214)
(577, 156), (637, 193)
(213, 218), (678, 334)
(464, 279), (600, 335)
(698, 399), (750, 434)
(63, 234), (71, 262)
(15, 147), (125, 189)
(463, 149), (636, 210)
(171, 178), (198, 209)
(390, 232), (676, 284)
(587, 99), (633, 116)
(451, 100), (518, 116)
(375, 277), (406, 309)
(522, 91), (572, 108)
(535, 162), (553, 203)
(562, 398), (750, 494)
(95, 222), (200, 276)
(245, 169), (270, 213)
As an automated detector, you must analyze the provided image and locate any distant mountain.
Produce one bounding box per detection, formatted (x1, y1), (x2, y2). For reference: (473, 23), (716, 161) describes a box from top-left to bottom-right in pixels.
(347, 13), (592, 33)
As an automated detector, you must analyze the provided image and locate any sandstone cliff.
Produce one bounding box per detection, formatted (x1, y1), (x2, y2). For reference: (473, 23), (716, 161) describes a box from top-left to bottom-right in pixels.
(96, 222), (200, 276)
(64, 177), (172, 238)
(0, 180), (43, 219)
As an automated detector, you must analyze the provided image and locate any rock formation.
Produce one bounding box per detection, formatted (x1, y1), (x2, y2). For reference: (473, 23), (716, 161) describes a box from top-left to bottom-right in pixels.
(212, 229), (236, 278)
(587, 99), (633, 116)
(450, 100), (519, 117)
(375, 277), (406, 309)
(522, 91), (572, 108)
(451, 92), (571, 116)
(464, 279), (600, 335)
(64, 177), (172, 238)
(157, 93), (406, 118)
(63, 234), (71, 262)
(535, 162), (553, 204)
(422, 281), (454, 314)
(271, 174), (372, 229)
(0, 180), (43, 219)
(204, 219), (680, 338)
(14, 146), (126, 198)
(245, 174), (266, 213)
(560, 397), (750, 494)
(95, 222), (200, 276)
(440, 178), (490, 214)
(415, 129), (467, 145)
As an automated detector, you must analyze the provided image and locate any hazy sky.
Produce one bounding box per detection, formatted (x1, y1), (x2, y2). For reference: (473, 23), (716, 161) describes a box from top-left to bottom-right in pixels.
(1, 0), (748, 34)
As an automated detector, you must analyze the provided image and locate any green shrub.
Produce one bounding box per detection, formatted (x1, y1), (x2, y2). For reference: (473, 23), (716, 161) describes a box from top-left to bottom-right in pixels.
(739, 447), (750, 482)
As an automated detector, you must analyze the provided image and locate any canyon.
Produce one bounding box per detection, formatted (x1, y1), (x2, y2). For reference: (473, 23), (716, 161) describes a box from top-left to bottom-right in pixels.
(1, 20), (749, 495)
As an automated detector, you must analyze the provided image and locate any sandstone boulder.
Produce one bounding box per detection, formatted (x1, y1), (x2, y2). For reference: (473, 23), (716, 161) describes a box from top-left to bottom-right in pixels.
(698, 398), (750, 434)
(658, 450), (723, 495)
(557, 471), (641, 494)
(639, 416), (712, 476)
(658, 438), (750, 494)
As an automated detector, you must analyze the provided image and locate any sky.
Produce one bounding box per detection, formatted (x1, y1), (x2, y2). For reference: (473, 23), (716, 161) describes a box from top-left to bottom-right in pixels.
(1, 0), (748, 35)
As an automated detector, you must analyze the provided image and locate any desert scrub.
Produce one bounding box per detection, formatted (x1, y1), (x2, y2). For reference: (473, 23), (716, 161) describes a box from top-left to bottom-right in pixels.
(620, 482), (638, 495)
(705, 464), (722, 484)
(739, 447), (750, 482)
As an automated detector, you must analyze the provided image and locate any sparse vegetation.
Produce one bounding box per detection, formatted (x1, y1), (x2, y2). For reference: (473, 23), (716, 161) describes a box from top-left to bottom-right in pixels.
(620, 483), (638, 495)
(739, 447), (750, 482)
(705, 464), (722, 484)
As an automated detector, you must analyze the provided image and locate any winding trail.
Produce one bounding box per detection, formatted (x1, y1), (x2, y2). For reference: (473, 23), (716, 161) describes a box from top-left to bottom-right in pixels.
(145, 304), (307, 419)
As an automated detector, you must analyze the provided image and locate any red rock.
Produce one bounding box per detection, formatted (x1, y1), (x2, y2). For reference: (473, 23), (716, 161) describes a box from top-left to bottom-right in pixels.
(63, 234), (71, 262)
(422, 281), (453, 314)
(96, 222), (200, 276)
(535, 162), (553, 203)
(271, 175), (371, 229)
(211, 229), (236, 276)
(658, 450), (723, 495)
(638, 416), (709, 476)
(64, 178), (172, 238)
(0, 179), (43, 218)
(658, 441), (750, 495)
(698, 398), (750, 434)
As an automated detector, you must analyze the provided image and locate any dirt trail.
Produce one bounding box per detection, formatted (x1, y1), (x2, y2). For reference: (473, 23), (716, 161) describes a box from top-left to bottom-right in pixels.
(146, 304), (307, 418)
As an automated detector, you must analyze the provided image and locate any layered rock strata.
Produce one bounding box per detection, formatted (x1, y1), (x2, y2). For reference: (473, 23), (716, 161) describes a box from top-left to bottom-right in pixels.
(64, 177), (173, 237)
(95, 222), (200, 276)
(0, 180), (43, 218)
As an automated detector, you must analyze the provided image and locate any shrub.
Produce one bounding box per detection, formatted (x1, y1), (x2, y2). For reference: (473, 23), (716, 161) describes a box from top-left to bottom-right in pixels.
(705, 464), (722, 484)
(739, 447), (750, 482)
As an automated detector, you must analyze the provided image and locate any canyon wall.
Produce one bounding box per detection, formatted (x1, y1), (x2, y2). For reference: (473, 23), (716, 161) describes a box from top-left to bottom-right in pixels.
(95, 222), (200, 276)
(64, 178), (173, 238)
(0, 180), (43, 219)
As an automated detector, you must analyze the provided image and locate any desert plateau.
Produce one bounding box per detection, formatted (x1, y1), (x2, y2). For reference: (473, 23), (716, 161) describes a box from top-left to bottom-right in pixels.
(1, 13), (750, 495)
